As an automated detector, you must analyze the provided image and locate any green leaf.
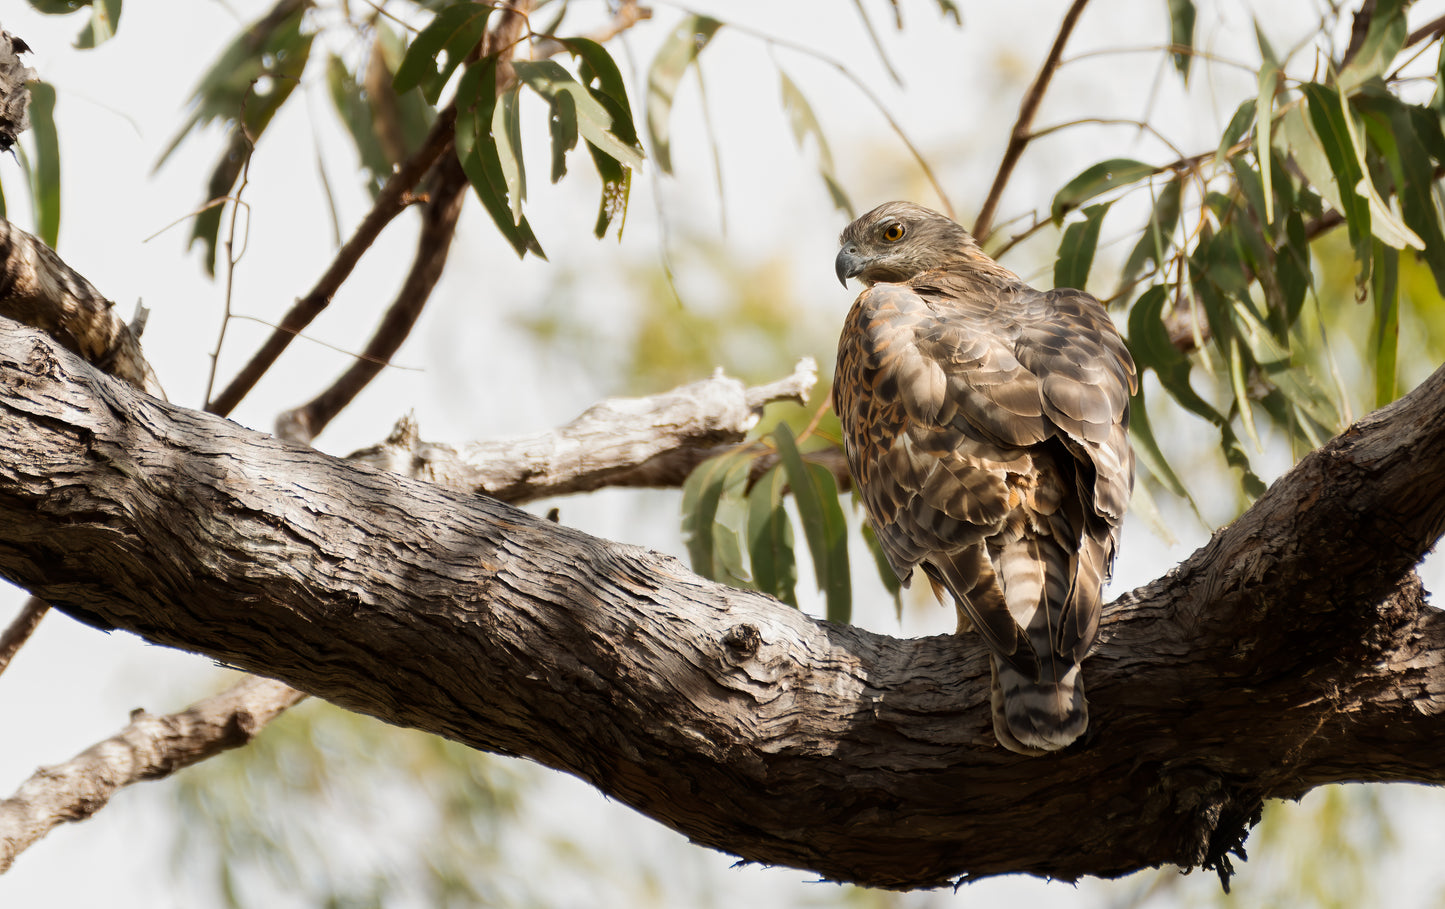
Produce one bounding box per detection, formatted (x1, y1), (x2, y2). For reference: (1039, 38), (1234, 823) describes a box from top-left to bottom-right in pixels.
(1054, 202), (1110, 291)
(1338, 0), (1407, 95)
(393, 3), (494, 103)
(156, 3), (312, 169)
(1215, 98), (1256, 167)
(547, 90), (578, 183)
(773, 424), (851, 625)
(1371, 239), (1399, 405)
(326, 54), (391, 197)
(1255, 54), (1279, 226)
(1166, 0), (1195, 83)
(934, 0), (962, 24)
(746, 467), (798, 607)
(75, 0), (120, 48)
(513, 60), (644, 171)
(681, 452), (737, 580)
(1227, 334), (1263, 453)
(779, 68), (852, 215)
(1399, 105), (1445, 294)
(1050, 158), (1160, 224)
(1122, 176), (1182, 286)
(493, 87), (526, 222)
(24, 81), (60, 248)
(373, 22), (440, 160)
(645, 14), (723, 174)
(455, 60), (545, 259)
(1126, 377), (1193, 503)
(28, 0), (122, 47)
(562, 39), (638, 237)
(1127, 285), (1217, 423)
(1329, 83), (1422, 253)
(1301, 82), (1374, 282)
(155, 4), (312, 273)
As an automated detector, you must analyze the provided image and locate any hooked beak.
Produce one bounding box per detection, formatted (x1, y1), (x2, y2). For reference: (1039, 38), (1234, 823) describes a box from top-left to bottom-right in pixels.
(835, 245), (865, 287)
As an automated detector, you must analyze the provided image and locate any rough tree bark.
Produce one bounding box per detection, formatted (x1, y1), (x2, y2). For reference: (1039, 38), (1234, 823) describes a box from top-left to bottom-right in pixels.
(0, 312), (1440, 889)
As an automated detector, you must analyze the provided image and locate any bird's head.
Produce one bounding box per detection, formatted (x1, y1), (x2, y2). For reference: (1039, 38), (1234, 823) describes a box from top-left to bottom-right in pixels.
(835, 201), (983, 287)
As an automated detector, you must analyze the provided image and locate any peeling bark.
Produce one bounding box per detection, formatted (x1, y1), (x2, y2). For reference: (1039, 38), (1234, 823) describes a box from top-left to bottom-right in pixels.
(0, 316), (1439, 887)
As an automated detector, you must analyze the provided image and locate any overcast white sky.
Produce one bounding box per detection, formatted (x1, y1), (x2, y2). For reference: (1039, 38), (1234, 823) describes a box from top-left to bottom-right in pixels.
(1, 1), (1443, 907)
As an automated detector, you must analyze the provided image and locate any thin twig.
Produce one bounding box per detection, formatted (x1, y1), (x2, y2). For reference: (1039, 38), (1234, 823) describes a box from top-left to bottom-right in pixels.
(0, 675), (307, 874)
(0, 597), (48, 677)
(973, 0), (1092, 241)
(204, 132), (253, 409)
(528, 0), (651, 59)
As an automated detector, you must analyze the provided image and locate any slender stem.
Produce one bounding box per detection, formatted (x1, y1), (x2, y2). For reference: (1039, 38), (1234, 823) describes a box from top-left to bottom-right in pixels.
(0, 598), (48, 677)
(973, 0), (1092, 241)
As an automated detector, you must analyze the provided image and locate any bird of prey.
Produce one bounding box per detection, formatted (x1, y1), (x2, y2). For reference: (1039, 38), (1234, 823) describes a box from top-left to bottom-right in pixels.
(833, 201), (1135, 754)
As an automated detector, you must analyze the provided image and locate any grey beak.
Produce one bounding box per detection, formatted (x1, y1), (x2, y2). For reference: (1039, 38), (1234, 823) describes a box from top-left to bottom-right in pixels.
(835, 245), (865, 287)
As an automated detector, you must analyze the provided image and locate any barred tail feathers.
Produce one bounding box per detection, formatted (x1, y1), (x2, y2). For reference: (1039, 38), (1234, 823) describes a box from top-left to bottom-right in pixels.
(991, 658), (1087, 754)
(990, 537), (1088, 754)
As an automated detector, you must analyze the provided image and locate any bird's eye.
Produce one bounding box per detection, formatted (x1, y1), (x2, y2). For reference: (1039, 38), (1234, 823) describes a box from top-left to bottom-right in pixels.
(882, 223), (905, 243)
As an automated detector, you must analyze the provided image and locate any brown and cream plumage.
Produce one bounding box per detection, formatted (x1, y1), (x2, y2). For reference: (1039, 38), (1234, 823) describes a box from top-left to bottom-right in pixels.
(833, 201), (1135, 754)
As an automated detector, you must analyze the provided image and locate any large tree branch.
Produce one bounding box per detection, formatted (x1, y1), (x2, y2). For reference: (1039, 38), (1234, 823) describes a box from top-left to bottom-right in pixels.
(0, 317), (1439, 887)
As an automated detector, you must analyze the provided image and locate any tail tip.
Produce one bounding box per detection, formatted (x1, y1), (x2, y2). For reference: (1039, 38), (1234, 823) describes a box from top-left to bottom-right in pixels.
(990, 663), (1088, 756)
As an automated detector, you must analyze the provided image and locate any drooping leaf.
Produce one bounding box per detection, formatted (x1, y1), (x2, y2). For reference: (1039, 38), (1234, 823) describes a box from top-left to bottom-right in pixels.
(1329, 83), (1422, 253)
(681, 449), (749, 581)
(1301, 82), (1374, 283)
(1215, 98), (1256, 167)
(455, 60), (545, 259)
(156, 1), (311, 168)
(645, 14), (723, 174)
(1126, 377), (1192, 504)
(24, 81), (59, 248)
(779, 68), (852, 215)
(493, 86), (526, 222)
(1338, 0), (1408, 95)
(773, 424), (851, 625)
(1054, 202), (1110, 291)
(372, 22), (439, 162)
(1254, 53), (1279, 226)
(157, 3), (313, 273)
(746, 466), (798, 607)
(1166, 0), (1195, 83)
(393, 2), (494, 103)
(29, 0), (121, 47)
(1050, 158), (1160, 224)
(1122, 176), (1182, 287)
(75, 0), (120, 48)
(562, 38), (639, 237)
(547, 89), (578, 183)
(326, 54), (391, 197)
(1227, 334), (1263, 453)
(513, 60), (644, 171)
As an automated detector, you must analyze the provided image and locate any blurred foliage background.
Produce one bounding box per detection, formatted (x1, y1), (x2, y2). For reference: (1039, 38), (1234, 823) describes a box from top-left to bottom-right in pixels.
(3, 0), (1445, 906)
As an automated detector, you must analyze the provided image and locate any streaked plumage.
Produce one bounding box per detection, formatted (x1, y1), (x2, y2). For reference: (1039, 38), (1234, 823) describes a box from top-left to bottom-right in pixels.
(833, 201), (1135, 754)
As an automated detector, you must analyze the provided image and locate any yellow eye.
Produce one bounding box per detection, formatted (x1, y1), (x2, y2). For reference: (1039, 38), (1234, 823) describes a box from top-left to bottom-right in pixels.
(882, 223), (905, 242)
